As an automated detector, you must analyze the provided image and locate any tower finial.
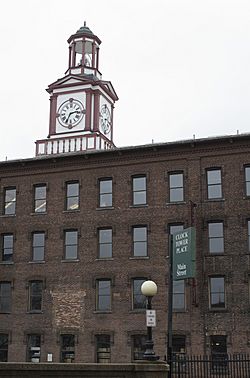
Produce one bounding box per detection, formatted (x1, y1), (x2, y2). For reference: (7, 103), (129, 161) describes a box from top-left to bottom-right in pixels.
(84, 21), (86, 27)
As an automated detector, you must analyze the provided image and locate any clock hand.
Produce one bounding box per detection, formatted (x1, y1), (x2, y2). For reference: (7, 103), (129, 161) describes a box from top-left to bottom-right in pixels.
(66, 110), (79, 123)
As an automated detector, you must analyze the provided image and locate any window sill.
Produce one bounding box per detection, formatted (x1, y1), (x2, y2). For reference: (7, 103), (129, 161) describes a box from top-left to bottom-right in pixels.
(129, 256), (149, 260)
(28, 261), (45, 264)
(95, 258), (114, 261)
(0, 214), (16, 218)
(30, 212), (47, 216)
(62, 209), (80, 214)
(27, 311), (43, 314)
(0, 261), (14, 265)
(204, 198), (225, 202)
(173, 309), (187, 313)
(205, 253), (225, 256)
(129, 309), (145, 314)
(209, 308), (228, 312)
(129, 204), (148, 208)
(0, 312), (11, 314)
(166, 201), (186, 206)
(96, 207), (114, 211)
(61, 259), (79, 263)
(93, 311), (112, 314)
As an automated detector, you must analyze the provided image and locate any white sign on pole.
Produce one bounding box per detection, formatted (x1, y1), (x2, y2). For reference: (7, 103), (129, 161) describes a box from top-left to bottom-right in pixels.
(146, 309), (156, 327)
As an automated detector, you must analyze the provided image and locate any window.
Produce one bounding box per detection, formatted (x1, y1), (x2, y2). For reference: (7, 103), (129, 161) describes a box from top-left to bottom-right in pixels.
(2, 234), (14, 262)
(133, 226), (147, 257)
(29, 281), (43, 312)
(131, 335), (147, 360)
(34, 185), (46, 213)
(27, 334), (41, 362)
(64, 230), (78, 260)
(98, 229), (112, 259)
(169, 173), (184, 202)
(60, 334), (75, 362)
(66, 182), (79, 211)
(248, 220), (250, 252)
(96, 335), (111, 363)
(207, 169), (222, 199)
(132, 278), (146, 310)
(169, 224), (184, 236)
(96, 280), (111, 311)
(172, 335), (186, 356)
(208, 222), (224, 253)
(210, 335), (227, 370)
(173, 280), (185, 311)
(0, 334), (8, 362)
(0, 282), (11, 313)
(99, 179), (112, 207)
(132, 176), (147, 205)
(245, 167), (250, 196)
(209, 277), (225, 309)
(4, 188), (16, 215)
(32, 232), (45, 261)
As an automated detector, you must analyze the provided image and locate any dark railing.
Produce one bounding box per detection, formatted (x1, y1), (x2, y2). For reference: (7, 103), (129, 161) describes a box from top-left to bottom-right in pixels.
(171, 354), (250, 378)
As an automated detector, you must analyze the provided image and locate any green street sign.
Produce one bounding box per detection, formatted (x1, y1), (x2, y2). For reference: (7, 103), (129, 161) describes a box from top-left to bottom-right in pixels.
(172, 227), (196, 280)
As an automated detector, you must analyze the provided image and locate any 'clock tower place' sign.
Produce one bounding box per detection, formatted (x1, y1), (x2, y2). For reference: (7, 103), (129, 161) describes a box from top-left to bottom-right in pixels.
(172, 227), (196, 280)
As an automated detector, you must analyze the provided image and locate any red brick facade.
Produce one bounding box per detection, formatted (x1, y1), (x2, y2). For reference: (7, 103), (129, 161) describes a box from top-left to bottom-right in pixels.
(0, 134), (250, 362)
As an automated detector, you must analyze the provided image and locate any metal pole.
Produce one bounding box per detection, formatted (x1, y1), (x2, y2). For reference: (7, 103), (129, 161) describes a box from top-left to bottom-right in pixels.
(143, 296), (159, 361)
(167, 234), (173, 377)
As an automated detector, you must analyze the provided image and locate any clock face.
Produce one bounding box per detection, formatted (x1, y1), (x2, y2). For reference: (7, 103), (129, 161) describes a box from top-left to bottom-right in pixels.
(100, 104), (111, 134)
(57, 98), (85, 129)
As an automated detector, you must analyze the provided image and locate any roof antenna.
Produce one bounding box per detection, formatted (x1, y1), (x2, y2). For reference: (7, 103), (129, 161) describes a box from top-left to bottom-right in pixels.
(84, 21), (87, 27)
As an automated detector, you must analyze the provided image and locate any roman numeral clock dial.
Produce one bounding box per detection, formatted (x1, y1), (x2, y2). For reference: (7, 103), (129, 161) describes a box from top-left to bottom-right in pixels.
(57, 98), (85, 129)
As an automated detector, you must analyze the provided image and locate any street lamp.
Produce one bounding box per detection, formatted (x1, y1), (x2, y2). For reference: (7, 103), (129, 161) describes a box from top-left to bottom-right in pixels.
(141, 280), (159, 361)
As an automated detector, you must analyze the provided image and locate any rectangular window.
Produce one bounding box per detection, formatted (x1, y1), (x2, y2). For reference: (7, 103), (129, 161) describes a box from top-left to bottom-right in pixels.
(173, 280), (185, 311)
(66, 182), (79, 211)
(2, 234), (14, 262)
(64, 230), (78, 260)
(4, 188), (16, 215)
(99, 178), (112, 207)
(34, 185), (46, 213)
(0, 334), (8, 362)
(97, 279), (111, 311)
(208, 222), (224, 253)
(132, 278), (147, 310)
(169, 224), (184, 235)
(210, 335), (227, 370)
(60, 334), (75, 363)
(133, 226), (147, 257)
(96, 335), (111, 363)
(0, 282), (11, 313)
(132, 176), (147, 205)
(29, 280), (43, 312)
(132, 335), (147, 361)
(32, 232), (45, 261)
(169, 173), (184, 202)
(172, 335), (186, 356)
(210, 277), (225, 309)
(245, 167), (250, 196)
(207, 169), (222, 199)
(98, 228), (112, 259)
(27, 334), (41, 362)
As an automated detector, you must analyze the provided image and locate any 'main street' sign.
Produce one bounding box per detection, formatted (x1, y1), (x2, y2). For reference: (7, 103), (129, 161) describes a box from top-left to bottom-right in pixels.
(173, 227), (196, 280)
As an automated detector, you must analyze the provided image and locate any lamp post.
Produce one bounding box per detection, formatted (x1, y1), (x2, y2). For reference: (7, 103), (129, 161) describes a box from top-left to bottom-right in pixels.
(141, 280), (159, 361)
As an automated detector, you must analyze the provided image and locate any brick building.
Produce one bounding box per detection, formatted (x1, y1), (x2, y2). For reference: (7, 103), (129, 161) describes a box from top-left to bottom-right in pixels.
(0, 25), (250, 363)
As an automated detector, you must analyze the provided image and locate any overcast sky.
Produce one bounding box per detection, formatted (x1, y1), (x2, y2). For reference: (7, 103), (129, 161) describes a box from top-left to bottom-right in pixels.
(1, 0), (250, 161)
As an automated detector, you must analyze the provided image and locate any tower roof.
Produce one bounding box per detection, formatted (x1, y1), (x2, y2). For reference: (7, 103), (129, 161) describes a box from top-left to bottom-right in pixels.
(67, 22), (101, 44)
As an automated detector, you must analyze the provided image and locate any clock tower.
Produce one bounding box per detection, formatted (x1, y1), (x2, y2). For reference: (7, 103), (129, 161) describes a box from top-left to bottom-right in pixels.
(36, 24), (118, 156)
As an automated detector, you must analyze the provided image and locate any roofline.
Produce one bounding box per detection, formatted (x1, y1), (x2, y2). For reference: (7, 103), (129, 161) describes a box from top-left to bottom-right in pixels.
(1, 132), (250, 166)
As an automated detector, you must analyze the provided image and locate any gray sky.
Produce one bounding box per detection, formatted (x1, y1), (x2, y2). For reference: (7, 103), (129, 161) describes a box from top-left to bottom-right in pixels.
(1, 0), (250, 160)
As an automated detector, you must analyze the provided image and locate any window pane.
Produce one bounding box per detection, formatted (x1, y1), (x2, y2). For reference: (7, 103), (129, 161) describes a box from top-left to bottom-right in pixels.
(100, 180), (112, 194)
(209, 238), (224, 253)
(96, 335), (111, 363)
(0, 283), (11, 312)
(207, 170), (221, 184)
(0, 334), (8, 362)
(133, 279), (146, 309)
(173, 280), (185, 310)
(134, 227), (147, 241)
(134, 242), (147, 257)
(98, 281), (111, 311)
(61, 334), (75, 363)
(100, 193), (112, 207)
(67, 183), (79, 197)
(247, 182), (250, 196)
(99, 229), (112, 243)
(133, 177), (146, 191)
(170, 224), (184, 235)
(35, 186), (46, 200)
(210, 277), (225, 308)
(67, 197), (79, 210)
(33, 247), (45, 261)
(170, 174), (183, 188)
(209, 223), (223, 237)
(4, 189), (16, 215)
(3, 234), (13, 262)
(170, 188), (184, 202)
(133, 192), (146, 205)
(65, 231), (77, 244)
(248, 221), (250, 252)
(66, 182), (79, 211)
(27, 334), (41, 362)
(30, 281), (42, 311)
(208, 185), (222, 199)
(33, 233), (45, 246)
(35, 199), (46, 213)
(5, 189), (16, 202)
(65, 245), (77, 259)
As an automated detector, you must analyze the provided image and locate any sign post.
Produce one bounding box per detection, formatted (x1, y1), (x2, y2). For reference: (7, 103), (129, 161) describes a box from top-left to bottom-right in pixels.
(167, 227), (196, 377)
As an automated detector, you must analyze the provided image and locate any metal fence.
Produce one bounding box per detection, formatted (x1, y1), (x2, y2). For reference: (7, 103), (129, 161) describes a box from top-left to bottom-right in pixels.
(171, 354), (250, 378)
